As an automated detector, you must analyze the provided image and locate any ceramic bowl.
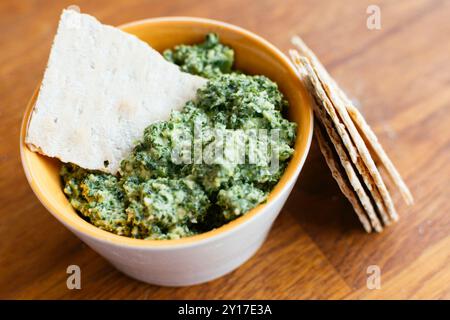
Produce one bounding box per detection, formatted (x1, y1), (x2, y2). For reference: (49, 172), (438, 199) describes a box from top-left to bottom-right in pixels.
(20, 17), (313, 286)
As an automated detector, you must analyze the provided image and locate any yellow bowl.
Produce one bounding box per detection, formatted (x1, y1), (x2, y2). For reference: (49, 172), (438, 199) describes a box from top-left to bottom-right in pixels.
(20, 17), (312, 260)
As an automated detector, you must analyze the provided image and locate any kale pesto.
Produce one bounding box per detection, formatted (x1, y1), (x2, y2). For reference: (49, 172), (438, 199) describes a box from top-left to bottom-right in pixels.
(61, 34), (297, 240)
(163, 33), (234, 78)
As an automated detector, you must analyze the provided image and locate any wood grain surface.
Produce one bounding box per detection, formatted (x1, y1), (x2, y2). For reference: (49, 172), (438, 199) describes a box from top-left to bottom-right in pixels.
(0, 0), (449, 299)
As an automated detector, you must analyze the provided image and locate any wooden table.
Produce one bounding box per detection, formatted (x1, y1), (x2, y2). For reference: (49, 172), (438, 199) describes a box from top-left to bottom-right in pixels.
(1, 0), (449, 299)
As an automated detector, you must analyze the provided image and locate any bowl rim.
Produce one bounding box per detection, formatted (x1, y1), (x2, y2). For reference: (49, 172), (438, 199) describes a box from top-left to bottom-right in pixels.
(20, 16), (313, 249)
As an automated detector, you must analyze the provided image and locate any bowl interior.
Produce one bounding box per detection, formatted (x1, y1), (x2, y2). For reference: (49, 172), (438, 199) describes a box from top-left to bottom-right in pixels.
(20, 17), (313, 246)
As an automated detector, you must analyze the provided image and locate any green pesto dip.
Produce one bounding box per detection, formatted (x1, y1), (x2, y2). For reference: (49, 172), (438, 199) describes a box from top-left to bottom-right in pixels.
(61, 34), (297, 240)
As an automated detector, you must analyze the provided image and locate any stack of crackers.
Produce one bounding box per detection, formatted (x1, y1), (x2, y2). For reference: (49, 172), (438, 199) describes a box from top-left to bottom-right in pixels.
(289, 36), (413, 233)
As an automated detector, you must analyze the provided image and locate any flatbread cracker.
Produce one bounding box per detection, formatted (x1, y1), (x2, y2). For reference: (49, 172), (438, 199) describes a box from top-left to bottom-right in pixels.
(345, 100), (414, 205)
(314, 121), (372, 233)
(26, 9), (207, 174)
(291, 37), (399, 222)
(290, 51), (391, 226)
(292, 56), (383, 232)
